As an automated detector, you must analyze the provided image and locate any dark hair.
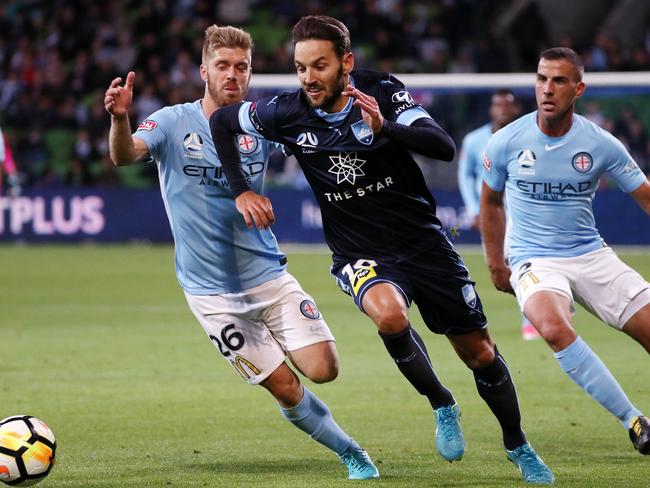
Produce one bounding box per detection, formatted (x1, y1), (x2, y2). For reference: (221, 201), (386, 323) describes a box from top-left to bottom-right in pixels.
(292, 15), (351, 58)
(539, 47), (584, 81)
(492, 88), (515, 98)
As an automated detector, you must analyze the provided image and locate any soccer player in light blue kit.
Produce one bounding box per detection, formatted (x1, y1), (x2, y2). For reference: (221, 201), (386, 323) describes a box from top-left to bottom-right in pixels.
(481, 47), (650, 456)
(458, 90), (519, 230)
(103, 25), (378, 480)
(457, 90), (540, 340)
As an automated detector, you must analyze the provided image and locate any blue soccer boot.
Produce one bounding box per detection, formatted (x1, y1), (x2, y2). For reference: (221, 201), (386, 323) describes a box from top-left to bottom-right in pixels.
(506, 442), (555, 484)
(339, 446), (380, 480)
(435, 403), (465, 462)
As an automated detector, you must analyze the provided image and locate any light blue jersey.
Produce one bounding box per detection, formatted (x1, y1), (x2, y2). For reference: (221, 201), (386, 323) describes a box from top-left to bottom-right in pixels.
(458, 123), (492, 218)
(134, 100), (286, 294)
(484, 112), (645, 269)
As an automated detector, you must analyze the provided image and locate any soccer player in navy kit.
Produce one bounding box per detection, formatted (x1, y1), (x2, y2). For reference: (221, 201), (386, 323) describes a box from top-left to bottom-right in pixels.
(481, 47), (650, 455)
(211, 16), (554, 484)
(104, 25), (378, 480)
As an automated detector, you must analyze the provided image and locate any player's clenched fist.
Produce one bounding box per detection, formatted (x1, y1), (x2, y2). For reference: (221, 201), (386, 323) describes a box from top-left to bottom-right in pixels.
(489, 264), (514, 295)
(235, 190), (275, 229)
(105, 71), (135, 119)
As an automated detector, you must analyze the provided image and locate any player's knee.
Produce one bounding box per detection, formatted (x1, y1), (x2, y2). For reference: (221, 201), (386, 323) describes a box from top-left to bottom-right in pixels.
(370, 305), (409, 333)
(534, 317), (574, 351)
(307, 361), (339, 383)
(461, 343), (496, 369)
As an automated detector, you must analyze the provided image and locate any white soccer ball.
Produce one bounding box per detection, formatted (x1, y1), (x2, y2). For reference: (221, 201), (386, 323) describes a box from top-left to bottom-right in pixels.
(0, 415), (56, 486)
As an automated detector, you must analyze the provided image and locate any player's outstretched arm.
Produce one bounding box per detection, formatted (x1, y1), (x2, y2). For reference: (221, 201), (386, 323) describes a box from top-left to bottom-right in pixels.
(210, 104), (276, 229)
(105, 71), (148, 166)
(630, 179), (650, 216)
(480, 182), (513, 294)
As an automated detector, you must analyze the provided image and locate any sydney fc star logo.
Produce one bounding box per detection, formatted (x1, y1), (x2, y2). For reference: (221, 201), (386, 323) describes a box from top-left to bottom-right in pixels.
(328, 152), (366, 184)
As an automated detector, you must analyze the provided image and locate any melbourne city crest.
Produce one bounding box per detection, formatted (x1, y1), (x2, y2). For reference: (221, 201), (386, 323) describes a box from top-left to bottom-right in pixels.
(572, 152), (593, 173)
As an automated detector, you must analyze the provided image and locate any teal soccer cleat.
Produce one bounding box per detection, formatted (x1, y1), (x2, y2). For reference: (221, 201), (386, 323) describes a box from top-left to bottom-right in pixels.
(339, 447), (380, 480)
(435, 403), (465, 462)
(506, 443), (555, 484)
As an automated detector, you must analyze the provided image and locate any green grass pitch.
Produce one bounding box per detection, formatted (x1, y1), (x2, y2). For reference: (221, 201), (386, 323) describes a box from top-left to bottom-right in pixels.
(1, 245), (649, 487)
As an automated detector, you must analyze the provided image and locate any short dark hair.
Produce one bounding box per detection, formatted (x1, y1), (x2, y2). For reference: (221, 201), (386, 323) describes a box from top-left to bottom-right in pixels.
(292, 15), (351, 58)
(492, 88), (515, 98)
(539, 47), (584, 81)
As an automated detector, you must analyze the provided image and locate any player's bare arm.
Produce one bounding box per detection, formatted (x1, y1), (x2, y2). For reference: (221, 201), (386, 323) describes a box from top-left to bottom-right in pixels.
(480, 182), (513, 294)
(105, 71), (149, 165)
(630, 179), (650, 216)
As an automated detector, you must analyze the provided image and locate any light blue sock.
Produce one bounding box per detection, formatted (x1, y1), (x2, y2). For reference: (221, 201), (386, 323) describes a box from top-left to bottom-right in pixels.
(280, 386), (358, 456)
(554, 337), (642, 427)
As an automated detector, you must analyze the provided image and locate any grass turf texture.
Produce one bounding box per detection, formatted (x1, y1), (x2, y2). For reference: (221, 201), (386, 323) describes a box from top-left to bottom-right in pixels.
(1, 245), (648, 487)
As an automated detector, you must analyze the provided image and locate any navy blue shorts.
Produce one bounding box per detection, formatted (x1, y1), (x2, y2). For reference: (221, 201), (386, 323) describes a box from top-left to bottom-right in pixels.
(331, 237), (488, 335)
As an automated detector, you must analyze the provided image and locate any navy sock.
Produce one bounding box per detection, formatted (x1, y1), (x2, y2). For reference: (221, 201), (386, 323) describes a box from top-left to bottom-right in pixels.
(379, 324), (454, 409)
(473, 346), (526, 450)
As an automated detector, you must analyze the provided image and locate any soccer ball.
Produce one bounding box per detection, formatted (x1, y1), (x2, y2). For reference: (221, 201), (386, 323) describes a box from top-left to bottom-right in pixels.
(0, 415), (56, 486)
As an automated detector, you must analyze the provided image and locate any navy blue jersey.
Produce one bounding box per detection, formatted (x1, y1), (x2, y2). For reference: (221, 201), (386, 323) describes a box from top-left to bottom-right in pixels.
(237, 70), (449, 262)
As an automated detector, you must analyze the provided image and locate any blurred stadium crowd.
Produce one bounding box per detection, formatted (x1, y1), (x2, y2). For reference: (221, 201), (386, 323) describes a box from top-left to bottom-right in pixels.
(1, 0), (649, 191)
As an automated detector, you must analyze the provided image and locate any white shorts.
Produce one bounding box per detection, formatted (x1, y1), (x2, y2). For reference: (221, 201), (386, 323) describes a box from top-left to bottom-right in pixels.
(510, 247), (650, 329)
(185, 273), (335, 385)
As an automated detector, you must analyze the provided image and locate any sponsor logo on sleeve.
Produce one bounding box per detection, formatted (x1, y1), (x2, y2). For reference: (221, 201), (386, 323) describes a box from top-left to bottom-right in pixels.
(138, 120), (158, 131)
(391, 91), (416, 115)
(483, 154), (492, 172)
(249, 101), (264, 133)
(623, 160), (641, 174)
(391, 91), (413, 104)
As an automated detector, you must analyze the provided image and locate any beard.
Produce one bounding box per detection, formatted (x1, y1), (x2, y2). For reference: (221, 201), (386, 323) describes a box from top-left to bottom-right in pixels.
(206, 73), (242, 107)
(303, 65), (345, 112)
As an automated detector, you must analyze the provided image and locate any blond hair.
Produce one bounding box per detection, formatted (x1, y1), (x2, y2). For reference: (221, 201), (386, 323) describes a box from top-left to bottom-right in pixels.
(202, 25), (254, 63)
